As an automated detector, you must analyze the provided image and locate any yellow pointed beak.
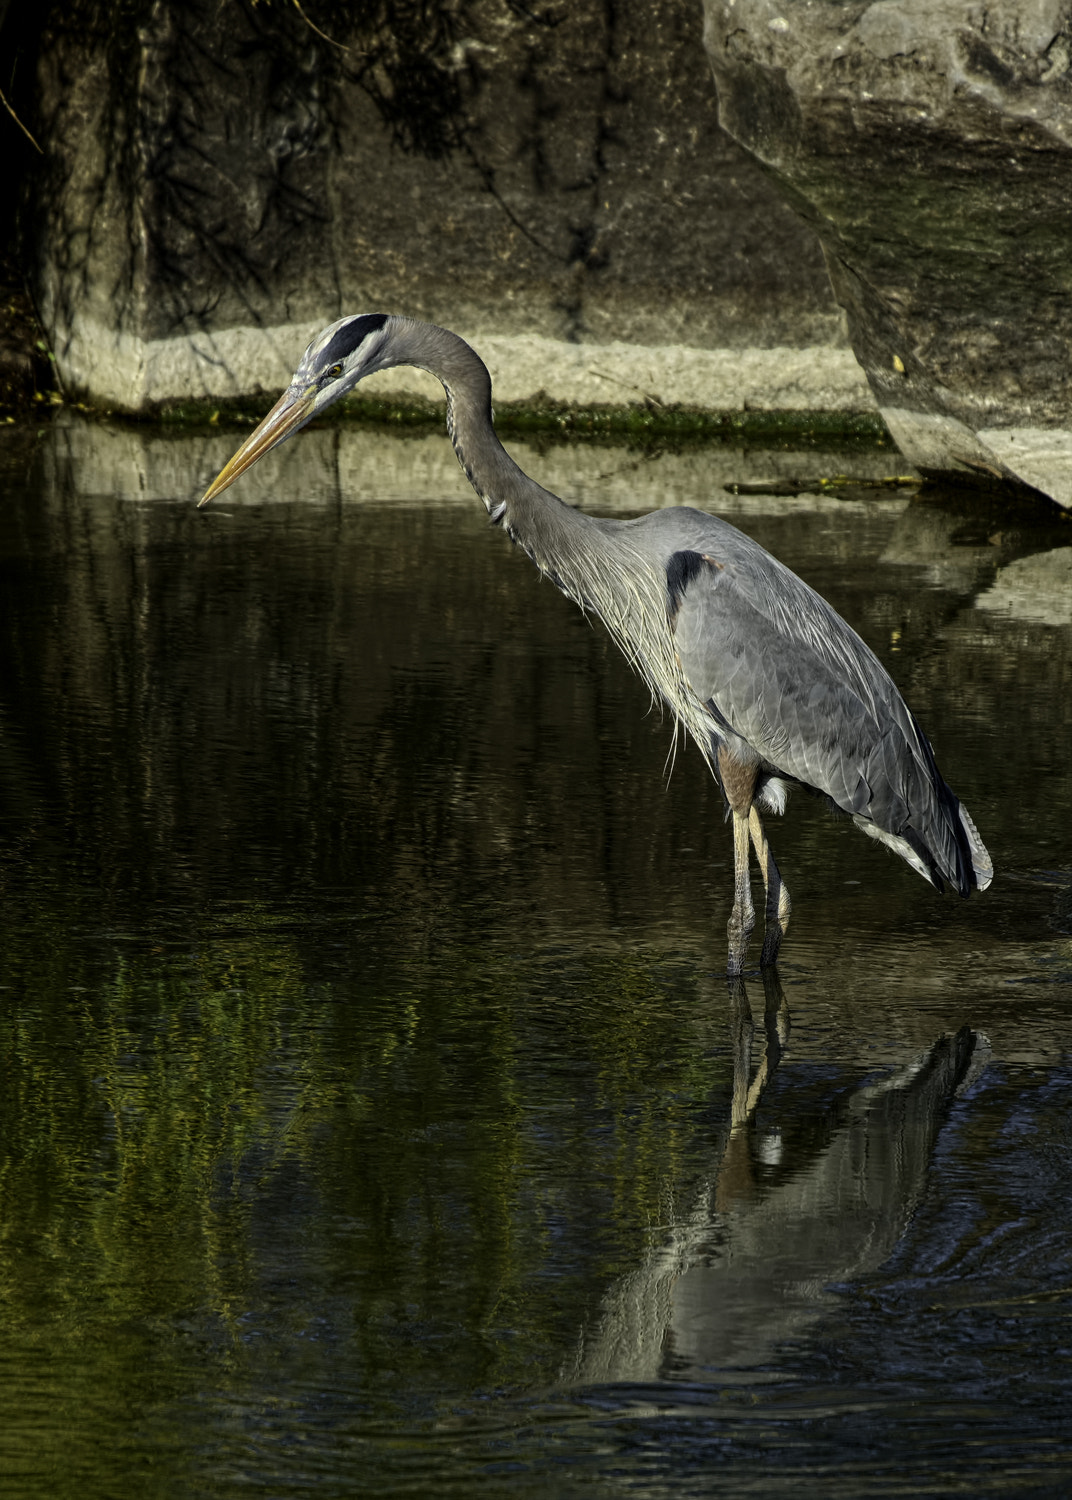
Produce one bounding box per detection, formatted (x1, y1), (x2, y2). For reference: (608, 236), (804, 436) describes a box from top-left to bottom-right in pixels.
(199, 386), (317, 505)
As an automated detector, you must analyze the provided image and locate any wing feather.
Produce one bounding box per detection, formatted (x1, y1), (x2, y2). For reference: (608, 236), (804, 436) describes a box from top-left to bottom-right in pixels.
(667, 541), (980, 892)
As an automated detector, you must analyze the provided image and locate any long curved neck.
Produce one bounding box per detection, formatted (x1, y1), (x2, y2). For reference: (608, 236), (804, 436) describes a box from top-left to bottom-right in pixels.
(386, 318), (600, 593)
(381, 319), (709, 757)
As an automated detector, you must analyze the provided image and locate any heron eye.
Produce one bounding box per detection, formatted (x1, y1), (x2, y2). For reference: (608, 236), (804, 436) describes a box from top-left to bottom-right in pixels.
(324, 363), (344, 382)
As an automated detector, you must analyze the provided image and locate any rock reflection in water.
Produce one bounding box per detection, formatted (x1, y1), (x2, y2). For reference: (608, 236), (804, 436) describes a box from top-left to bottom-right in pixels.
(572, 973), (987, 1387)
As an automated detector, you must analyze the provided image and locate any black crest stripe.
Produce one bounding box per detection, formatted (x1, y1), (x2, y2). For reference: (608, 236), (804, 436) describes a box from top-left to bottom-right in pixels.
(321, 313), (389, 367)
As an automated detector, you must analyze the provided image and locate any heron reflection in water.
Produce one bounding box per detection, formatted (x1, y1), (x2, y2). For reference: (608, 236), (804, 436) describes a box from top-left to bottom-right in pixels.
(201, 314), (993, 972)
(568, 969), (990, 1386)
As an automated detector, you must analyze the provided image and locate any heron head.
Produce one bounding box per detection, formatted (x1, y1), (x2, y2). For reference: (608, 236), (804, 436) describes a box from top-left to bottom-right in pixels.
(200, 312), (393, 505)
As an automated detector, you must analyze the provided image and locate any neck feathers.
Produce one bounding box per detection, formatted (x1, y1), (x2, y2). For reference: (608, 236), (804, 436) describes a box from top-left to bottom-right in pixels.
(384, 317), (704, 757)
(386, 319), (507, 516)
(387, 319), (580, 543)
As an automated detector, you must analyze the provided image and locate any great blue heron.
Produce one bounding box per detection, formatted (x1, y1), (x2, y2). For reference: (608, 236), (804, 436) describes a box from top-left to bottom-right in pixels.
(201, 313), (993, 972)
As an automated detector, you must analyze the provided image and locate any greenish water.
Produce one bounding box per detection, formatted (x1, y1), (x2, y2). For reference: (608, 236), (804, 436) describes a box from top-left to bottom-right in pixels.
(1, 417), (1071, 1496)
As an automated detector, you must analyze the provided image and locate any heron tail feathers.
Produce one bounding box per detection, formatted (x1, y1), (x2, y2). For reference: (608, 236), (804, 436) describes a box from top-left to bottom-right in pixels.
(957, 802), (993, 893)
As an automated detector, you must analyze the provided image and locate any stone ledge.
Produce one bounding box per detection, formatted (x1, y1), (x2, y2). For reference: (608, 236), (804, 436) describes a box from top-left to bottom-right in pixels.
(52, 312), (877, 417)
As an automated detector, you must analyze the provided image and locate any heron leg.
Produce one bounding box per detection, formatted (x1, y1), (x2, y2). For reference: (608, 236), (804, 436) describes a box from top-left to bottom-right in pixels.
(748, 805), (791, 968)
(727, 968), (791, 1130)
(716, 972), (791, 1213)
(760, 964), (790, 1061)
(727, 811), (755, 976)
(727, 974), (754, 1128)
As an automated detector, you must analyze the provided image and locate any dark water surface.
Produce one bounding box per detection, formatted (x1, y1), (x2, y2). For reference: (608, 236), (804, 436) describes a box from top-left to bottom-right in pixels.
(1, 417), (1071, 1497)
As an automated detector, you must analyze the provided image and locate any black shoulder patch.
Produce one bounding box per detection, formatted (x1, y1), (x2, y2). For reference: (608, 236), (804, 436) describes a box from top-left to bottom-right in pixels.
(666, 549), (709, 619)
(321, 313), (389, 367)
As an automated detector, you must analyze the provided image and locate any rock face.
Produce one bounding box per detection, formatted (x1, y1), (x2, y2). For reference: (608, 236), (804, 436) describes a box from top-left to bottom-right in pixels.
(17, 0), (1072, 504)
(704, 0), (1072, 505)
(19, 0), (861, 416)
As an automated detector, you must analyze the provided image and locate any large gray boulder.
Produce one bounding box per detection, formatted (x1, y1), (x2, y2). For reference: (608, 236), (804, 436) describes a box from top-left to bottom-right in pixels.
(704, 0), (1072, 505)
